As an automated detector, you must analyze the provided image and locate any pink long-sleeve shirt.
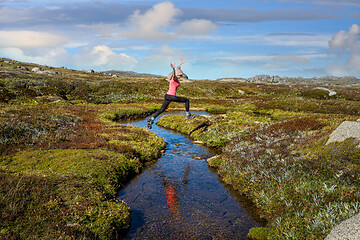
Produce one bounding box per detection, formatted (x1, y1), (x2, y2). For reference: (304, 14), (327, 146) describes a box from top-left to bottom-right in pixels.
(166, 77), (180, 96)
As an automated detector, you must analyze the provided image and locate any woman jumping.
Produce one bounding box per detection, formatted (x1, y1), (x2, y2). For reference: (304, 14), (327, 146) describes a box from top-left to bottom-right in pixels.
(147, 59), (194, 129)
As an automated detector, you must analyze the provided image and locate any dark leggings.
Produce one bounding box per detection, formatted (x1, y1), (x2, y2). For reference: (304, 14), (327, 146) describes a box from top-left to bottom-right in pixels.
(153, 94), (189, 119)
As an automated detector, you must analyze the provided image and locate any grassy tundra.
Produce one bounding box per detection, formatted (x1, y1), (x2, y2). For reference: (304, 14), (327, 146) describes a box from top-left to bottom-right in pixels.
(1, 58), (359, 239)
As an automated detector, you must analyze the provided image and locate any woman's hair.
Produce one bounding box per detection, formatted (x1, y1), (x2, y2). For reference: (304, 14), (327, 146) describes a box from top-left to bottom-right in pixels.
(175, 67), (183, 76)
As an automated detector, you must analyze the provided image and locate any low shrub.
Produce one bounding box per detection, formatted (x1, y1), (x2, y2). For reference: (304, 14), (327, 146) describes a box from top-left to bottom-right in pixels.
(315, 139), (360, 167)
(0, 104), (166, 239)
(298, 88), (334, 100)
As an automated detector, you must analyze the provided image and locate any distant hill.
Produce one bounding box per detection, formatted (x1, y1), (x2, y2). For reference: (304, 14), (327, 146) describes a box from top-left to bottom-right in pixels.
(217, 75), (360, 86)
(102, 70), (164, 79)
(1, 57), (359, 85)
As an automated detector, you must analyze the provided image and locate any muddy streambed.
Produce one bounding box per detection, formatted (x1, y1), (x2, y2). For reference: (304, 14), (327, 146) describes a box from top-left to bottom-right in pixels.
(117, 111), (263, 239)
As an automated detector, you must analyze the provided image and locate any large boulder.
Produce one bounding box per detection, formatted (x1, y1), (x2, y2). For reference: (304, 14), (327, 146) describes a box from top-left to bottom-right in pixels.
(325, 213), (360, 240)
(166, 72), (192, 82)
(314, 87), (337, 96)
(32, 67), (43, 73)
(327, 120), (360, 145)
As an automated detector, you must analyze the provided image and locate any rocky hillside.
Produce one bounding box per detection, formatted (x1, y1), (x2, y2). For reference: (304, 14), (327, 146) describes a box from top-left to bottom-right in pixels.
(1, 57), (359, 85)
(217, 74), (360, 86)
(102, 70), (164, 79)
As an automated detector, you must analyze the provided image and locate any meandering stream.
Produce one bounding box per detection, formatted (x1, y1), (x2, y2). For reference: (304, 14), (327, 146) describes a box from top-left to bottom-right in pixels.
(117, 111), (262, 239)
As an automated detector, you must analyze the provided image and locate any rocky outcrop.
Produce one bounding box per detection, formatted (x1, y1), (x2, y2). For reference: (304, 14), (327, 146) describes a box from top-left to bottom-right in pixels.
(326, 120), (360, 145)
(325, 213), (360, 240)
(102, 70), (164, 79)
(31, 67), (58, 74)
(217, 75), (359, 86)
(314, 87), (337, 96)
(247, 75), (282, 83)
(166, 72), (192, 82)
(32, 67), (43, 72)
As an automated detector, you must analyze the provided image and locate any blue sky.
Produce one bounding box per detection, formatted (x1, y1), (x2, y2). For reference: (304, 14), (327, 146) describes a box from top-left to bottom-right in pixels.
(0, 0), (359, 79)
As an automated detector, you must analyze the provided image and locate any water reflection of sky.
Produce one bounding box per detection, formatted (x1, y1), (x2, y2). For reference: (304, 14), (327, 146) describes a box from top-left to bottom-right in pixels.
(117, 111), (261, 239)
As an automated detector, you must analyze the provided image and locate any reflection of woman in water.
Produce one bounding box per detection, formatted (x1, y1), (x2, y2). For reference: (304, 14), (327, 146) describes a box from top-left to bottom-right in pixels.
(163, 179), (180, 215)
(147, 59), (194, 129)
(162, 164), (191, 216)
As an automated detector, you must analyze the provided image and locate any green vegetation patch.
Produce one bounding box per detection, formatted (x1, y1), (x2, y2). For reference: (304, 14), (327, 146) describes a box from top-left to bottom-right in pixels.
(313, 139), (360, 168)
(157, 114), (210, 135)
(99, 104), (155, 122)
(206, 155), (224, 168)
(156, 108), (359, 239)
(157, 108), (275, 148)
(219, 116), (359, 239)
(2, 59), (360, 239)
(102, 125), (166, 162)
(4, 149), (141, 197)
(248, 227), (270, 240)
(0, 149), (136, 239)
(0, 103), (166, 239)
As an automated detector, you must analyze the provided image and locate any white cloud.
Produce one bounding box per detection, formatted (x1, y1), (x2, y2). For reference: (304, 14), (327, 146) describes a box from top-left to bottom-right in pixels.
(0, 46), (69, 66)
(208, 34), (331, 48)
(0, 7), (32, 22)
(118, 2), (218, 41)
(73, 45), (137, 70)
(326, 24), (360, 76)
(329, 24), (360, 52)
(263, 34), (330, 47)
(178, 19), (217, 35)
(272, 55), (309, 64)
(0, 30), (69, 48)
(122, 1), (181, 41)
(0, 44), (137, 71)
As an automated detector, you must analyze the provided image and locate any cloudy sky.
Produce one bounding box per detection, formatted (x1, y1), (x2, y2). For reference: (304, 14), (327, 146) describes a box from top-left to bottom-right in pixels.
(0, 0), (359, 79)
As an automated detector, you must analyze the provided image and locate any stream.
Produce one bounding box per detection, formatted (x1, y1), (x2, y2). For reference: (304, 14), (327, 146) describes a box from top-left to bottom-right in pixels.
(116, 111), (263, 239)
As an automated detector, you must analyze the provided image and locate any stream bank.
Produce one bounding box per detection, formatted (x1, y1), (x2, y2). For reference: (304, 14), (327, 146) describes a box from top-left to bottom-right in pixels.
(117, 111), (263, 239)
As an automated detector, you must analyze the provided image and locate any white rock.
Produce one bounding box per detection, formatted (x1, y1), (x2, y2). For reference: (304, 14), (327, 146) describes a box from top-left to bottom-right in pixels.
(32, 67), (43, 72)
(325, 213), (360, 240)
(327, 121), (360, 145)
(314, 87), (337, 96)
(206, 155), (221, 163)
(43, 70), (58, 74)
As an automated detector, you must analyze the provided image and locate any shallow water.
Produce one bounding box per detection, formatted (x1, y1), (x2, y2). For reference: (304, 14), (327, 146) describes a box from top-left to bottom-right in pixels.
(117, 111), (262, 239)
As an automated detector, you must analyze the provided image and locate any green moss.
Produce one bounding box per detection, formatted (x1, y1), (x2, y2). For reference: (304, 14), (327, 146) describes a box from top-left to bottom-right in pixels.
(104, 125), (166, 162)
(207, 155), (224, 168)
(0, 149), (138, 239)
(0, 169), (131, 239)
(99, 105), (153, 122)
(157, 114), (210, 134)
(316, 139), (360, 167)
(248, 227), (270, 240)
(6, 149), (141, 196)
(157, 110), (268, 149)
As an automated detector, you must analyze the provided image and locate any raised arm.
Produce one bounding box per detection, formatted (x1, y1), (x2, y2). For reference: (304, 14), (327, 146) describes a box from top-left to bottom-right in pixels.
(170, 63), (178, 81)
(177, 58), (184, 69)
